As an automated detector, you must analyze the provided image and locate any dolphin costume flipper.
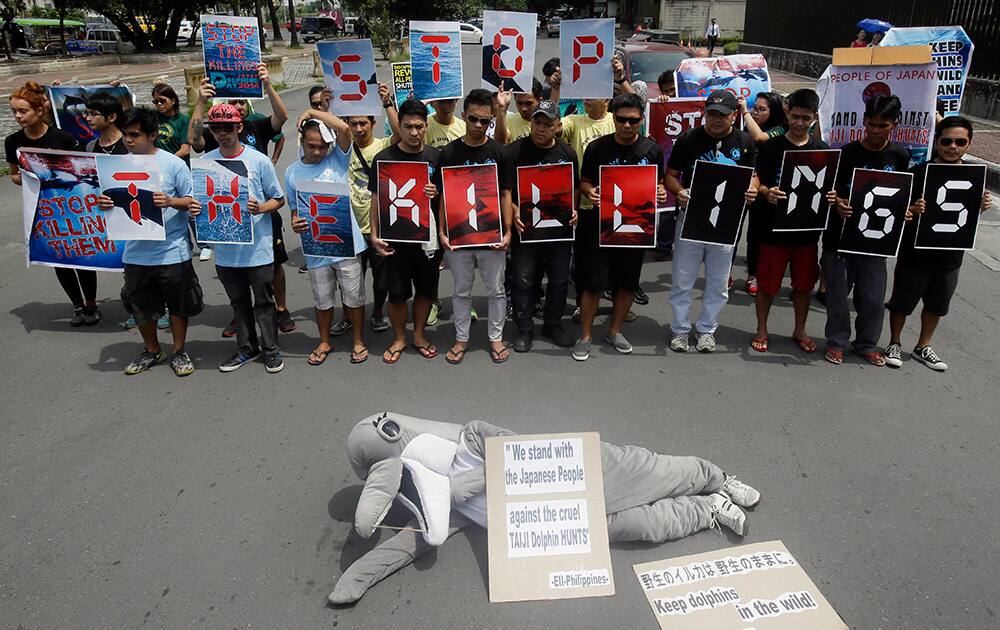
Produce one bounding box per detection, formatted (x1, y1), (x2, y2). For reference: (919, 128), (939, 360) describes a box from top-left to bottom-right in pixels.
(329, 514), (471, 605)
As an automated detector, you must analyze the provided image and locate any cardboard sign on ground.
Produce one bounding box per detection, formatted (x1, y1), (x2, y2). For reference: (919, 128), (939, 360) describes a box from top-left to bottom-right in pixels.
(633, 540), (847, 629)
(486, 432), (614, 602)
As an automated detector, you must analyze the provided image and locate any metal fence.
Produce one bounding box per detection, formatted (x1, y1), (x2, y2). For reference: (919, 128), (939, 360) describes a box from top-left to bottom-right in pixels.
(743, 0), (999, 80)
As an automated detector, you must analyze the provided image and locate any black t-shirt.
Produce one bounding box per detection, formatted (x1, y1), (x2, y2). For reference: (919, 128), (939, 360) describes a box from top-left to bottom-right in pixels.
(755, 134), (829, 247)
(580, 134), (664, 236)
(368, 143), (442, 221)
(504, 136), (579, 207)
(202, 116), (276, 155)
(5, 125), (78, 164)
(667, 126), (756, 187)
(436, 137), (511, 249)
(897, 161), (965, 271)
(86, 136), (129, 155)
(825, 140), (911, 251)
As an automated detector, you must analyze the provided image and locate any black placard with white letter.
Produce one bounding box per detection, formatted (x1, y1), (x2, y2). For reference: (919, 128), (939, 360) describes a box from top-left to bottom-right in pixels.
(680, 160), (755, 246)
(773, 149), (841, 232)
(837, 168), (914, 258)
(914, 163), (986, 251)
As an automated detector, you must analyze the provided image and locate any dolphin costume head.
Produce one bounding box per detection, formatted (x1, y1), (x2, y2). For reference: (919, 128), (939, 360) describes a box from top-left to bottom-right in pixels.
(346, 412), (464, 546)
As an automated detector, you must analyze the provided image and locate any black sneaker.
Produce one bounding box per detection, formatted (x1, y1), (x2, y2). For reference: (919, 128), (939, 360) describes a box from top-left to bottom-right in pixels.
(124, 349), (166, 375)
(602, 289), (613, 301)
(533, 302), (544, 320)
(276, 309), (296, 333)
(513, 331), (534, 353)
(219, 349), (261, 372)
(222, 318), (238, 338)
(83, 306), (102, 326)
(264, 353), (285, 373)
(70, 309), (85, 327)
(541, 325), (574, 347)
(633, 287), (649, 305)
(505, 303), (514, 321)
(170, 349), (195, 377)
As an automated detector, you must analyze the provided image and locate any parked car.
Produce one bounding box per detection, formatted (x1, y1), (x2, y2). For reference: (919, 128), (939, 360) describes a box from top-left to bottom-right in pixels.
(299, 16), (338, 43)
(615, 42), (694, 98)
(344, 16), (357, 35)
(546, 17), (560, 38)
(459, 22), (482, 44)
(83, 26), (135, 53)
(177, 20), (201, 43)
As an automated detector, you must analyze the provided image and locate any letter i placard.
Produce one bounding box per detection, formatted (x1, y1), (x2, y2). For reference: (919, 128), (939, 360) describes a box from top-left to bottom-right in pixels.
(485, 432), (614, 603)
(441, 164), (503, 248)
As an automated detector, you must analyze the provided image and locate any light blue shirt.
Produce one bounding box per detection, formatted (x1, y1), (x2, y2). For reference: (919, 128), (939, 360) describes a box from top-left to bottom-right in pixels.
(122, 149), (194, 266)
(284, 147), (365, 269)
(206, 145), (285, 268)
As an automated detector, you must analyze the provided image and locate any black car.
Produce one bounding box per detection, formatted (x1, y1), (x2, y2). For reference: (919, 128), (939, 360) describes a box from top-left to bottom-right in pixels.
(299, 16), (337, 43)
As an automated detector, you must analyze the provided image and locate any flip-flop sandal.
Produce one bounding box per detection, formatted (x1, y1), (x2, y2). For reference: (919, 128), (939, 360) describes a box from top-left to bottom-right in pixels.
(382, 346), (404, 364)
(751, 336), (768, 353)
(307, 349), (330, 366)
(793, 336), (817, 353)
(489, 345), (509, 364)
(862, 350), (886, 367)
(445, 348), (466, 365)
(824, 348), (844, 365)
(412, 343), (438, 359)
(351, 346), (369, 364)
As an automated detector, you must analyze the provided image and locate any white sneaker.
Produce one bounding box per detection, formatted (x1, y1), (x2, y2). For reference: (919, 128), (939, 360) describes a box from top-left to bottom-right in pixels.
(696, 332), (716, 353)
(669, 333), (689, 352)
(885, 343), (903, 368)
(721, 474), (761, 508)
(913, 346), (948, 371)
(710, 492), (747, 536)
(199, 246), (213, 261)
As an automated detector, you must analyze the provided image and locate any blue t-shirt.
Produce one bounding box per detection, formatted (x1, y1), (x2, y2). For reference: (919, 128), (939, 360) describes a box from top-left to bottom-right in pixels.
(284, 147), (366, 269)
(205, 145), (285, 268)
(122, 149), (195, 266)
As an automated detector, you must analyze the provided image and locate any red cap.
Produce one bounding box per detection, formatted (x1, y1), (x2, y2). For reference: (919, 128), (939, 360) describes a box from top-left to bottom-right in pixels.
(207, 103), (242, 123)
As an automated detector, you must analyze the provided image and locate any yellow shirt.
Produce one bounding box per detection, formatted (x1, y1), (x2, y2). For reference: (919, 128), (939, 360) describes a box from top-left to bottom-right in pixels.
(561, 112), (614, 208)
(506, 112), (532, 143)
(348, 136), (392, 234)
(426, 116), (466, 148)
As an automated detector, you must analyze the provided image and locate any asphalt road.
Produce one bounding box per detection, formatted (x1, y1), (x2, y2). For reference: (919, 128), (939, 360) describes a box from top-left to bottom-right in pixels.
(2, 38), (999, 629)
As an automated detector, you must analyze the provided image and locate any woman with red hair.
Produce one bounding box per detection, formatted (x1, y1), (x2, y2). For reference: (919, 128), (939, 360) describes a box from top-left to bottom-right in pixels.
(5, 81), (100, 326)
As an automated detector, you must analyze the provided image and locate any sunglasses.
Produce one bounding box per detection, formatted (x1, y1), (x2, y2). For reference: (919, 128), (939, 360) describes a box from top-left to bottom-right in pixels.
(466, 113), (493, 126)
(309, 100), (323, 108)
(938, 137), (969, 147)
(152, 98), (170, 106)
(615, 115), (642, 126)
(208, 123), (236, 132)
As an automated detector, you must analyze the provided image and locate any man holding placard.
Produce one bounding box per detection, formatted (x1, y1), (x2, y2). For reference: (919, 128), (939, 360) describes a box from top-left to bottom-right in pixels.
(195, 104), (286, 374)
(885, 117), (991, 371)
(753, 89), (836, 354)
(506, 100), (579, 352)
(437, 89), (513, 365)
(369, 100), (443, 364)
(825, 95), (911, 367)
(494, 79), (544, 145)
(426, 99), (467, 149)
(575, 93), (666, 361)
(96, 108), (201, 376)
(666, 90), (758, 354)
(284, 107), (368, 367)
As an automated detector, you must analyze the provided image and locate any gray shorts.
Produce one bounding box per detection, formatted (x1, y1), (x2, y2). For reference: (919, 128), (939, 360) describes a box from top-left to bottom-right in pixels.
(308, 258), (365, 310)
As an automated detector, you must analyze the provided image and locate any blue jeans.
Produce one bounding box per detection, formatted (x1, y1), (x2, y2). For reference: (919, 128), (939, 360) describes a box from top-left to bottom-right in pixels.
(669, 215), (734, 335)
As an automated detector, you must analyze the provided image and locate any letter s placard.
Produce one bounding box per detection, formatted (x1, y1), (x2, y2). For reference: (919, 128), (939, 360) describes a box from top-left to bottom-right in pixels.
(914, 162), (986, 251)
(317, 40), (382, 116)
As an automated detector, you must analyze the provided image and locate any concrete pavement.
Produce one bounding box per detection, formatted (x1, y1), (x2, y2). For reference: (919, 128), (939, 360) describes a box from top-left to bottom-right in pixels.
(1, 39), (999, 629)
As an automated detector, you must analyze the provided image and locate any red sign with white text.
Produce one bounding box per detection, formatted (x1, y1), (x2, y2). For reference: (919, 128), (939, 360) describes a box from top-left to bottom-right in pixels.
(376, 160), (432, 243)
(442, 164), (503, 248)
(598, 165), (658, 248)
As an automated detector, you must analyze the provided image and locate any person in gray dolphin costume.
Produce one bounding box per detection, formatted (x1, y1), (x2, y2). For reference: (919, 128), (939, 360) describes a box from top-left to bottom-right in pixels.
(330, 411), (760, 604)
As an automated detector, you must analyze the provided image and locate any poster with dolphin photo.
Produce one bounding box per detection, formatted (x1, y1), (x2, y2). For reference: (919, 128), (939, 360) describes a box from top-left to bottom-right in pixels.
(97, 153), (164, 241)
(47, 85), (134, 146)
(481, 10), (537, 94)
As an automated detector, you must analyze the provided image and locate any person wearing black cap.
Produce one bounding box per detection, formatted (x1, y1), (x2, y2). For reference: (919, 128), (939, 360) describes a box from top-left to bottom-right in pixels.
(504, 100), (580, 352)
(665, 90), (758, 353)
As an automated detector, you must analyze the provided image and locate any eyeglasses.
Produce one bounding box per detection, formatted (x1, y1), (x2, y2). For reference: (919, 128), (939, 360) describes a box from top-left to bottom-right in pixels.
(614, 115), (642, 126)
(466, 114), (493, 126)
(938, 137), (969, 147)
(152, 98), (170, 106)
(208, 123), (236, 132)
(751, 106), (768, 114)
